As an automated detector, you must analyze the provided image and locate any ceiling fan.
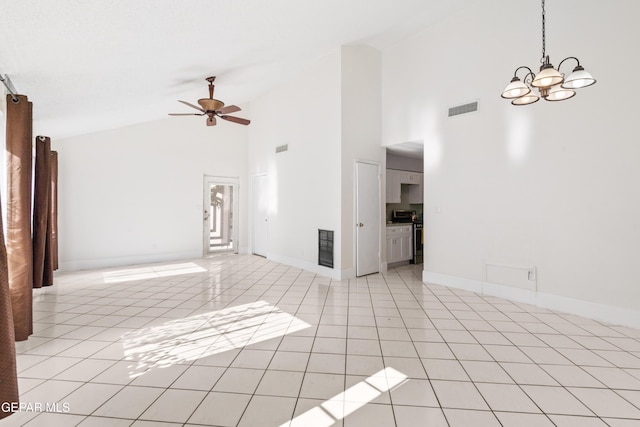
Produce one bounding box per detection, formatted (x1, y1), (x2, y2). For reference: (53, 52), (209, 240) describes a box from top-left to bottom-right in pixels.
(169, 76), (250, 126)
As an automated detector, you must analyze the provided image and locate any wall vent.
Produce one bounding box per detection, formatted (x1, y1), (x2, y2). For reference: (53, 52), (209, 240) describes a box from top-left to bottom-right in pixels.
(448, 101), (478, 117)
(275, 144), (288, 153)
(318, 229), (334, 269)
(485, 263), (537, 292)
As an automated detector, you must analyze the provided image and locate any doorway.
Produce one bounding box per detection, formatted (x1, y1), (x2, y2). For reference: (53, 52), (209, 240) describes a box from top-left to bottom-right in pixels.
(355, 161), (381, 276)
(203, 176), (239, 254)
(252, 174), (268, 257)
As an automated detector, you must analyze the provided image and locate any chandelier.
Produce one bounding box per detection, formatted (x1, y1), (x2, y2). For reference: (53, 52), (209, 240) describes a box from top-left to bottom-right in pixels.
(501, 0), (596, 105)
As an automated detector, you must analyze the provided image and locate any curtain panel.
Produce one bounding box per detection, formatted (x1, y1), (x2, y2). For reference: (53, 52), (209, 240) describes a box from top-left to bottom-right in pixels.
(5, 94), (33, 340)
(50, 151), (59, 271)
(1, 95), (22, 417)
(0, 194), (18, 419)
(33, 136), (52, 287)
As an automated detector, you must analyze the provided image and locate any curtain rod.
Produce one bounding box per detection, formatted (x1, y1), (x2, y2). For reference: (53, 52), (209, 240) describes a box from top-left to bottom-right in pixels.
(0, 73), (19, 102)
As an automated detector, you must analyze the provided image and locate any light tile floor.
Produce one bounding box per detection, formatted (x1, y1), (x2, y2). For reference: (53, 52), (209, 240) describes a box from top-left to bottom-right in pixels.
(2, 253), (640, 426)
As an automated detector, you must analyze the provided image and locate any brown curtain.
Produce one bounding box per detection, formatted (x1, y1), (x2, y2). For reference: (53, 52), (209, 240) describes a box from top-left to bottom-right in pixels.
(5, 94), (33, 340)
(0, 190), (19, 419)
(33, 136), (52, 288)
(50, 151), (59, 271)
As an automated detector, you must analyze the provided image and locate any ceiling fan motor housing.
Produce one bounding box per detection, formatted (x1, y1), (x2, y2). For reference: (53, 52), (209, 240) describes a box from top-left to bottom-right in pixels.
(198, 98), (224, 112)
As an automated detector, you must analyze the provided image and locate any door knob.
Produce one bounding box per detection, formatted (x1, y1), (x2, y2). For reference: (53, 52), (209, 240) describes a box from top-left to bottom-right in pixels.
(358, 222), (364, 228)
(204, 210), (210, 221)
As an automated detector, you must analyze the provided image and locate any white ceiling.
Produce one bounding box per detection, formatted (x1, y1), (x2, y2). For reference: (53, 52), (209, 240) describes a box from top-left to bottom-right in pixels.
(0, 0), (470, 139)
(386, 141), (424, 159)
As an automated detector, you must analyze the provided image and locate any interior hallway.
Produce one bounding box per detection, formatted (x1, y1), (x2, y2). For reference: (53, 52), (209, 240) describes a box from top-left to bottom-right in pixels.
(2, 254), (640, 426)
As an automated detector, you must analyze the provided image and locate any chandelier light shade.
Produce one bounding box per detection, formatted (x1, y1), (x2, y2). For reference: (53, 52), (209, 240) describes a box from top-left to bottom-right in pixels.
(501, 0), (596, 106)
(562, 65), (597, 89)
(545, 84), (575, 102)
(512, 93), (540, 106)
(501, 77), (531, 99)
(531, 61), (564, 88)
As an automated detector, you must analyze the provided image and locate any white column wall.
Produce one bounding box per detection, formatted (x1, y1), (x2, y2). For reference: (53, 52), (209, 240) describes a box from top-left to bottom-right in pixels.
(54, 117), (248, 270)
(382, 0), (640, 323)
(247, 50), (343, 278)
(340, 45), (384, 275)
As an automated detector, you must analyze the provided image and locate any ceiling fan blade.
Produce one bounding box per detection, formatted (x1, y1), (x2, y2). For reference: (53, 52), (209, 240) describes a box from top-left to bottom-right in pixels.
(207, 116), (217, 126)
(220, 115), (250, 125)
(178, 100), (205, 112)
(217, 105), (241, 115)
(169, 113), (205, 116)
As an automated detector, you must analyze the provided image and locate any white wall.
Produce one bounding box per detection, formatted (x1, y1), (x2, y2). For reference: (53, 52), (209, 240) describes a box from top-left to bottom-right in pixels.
(54, 117), (248, 270)
(247, 45), (383, 279)
(51, 45), (382, 278)
(382, 0), (640, 325)
(340, 45), (384, 273)
(248, 49), (343, 277)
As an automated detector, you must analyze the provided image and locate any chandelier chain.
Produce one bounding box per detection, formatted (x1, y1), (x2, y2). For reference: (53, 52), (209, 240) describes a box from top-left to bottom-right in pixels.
(541, 0), (546, 62)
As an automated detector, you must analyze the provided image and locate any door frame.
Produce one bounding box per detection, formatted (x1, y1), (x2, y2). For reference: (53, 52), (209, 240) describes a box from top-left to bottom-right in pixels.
(203, 175), (240, 255)
(354, 159), (382, 277)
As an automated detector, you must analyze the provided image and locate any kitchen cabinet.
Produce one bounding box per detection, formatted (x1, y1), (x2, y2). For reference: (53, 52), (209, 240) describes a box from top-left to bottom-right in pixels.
(399, 171), (420, 184)
(400, 232), (412, 260)
(386, 169), (423, 204)
(386, 170), (401, 203)
(386, 225), (413, 264)
(408, 173), (424, 203)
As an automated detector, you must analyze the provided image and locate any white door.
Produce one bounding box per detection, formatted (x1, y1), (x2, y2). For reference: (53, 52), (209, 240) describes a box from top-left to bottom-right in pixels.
(203, 176), (239, 254)
(356, 162), (380, 276)
(253, 174), (268, 257)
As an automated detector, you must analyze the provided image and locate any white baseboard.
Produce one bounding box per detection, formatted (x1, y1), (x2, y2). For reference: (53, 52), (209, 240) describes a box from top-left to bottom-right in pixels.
(59, 249), (357, 281)
(423, 270), (640, 330)
(381, 262), (388, 274)
(267, 253), (354, 281)
(341, 267), (356, 281)
(58, 250), (201, 272)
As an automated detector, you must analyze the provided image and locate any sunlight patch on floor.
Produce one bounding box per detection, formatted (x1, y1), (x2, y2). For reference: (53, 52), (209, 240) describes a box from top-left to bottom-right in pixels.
(121, 300), (310, 378)
(283, 367), (409, 427)
(102, 262), (207, 284)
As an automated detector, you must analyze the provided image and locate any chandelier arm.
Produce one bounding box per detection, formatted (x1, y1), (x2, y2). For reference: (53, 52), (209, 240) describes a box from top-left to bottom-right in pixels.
(557, 56), (581, 73)
(523, 72), (536, 86)
(514, 66), (536, 85)
(513, 66), (535, 79)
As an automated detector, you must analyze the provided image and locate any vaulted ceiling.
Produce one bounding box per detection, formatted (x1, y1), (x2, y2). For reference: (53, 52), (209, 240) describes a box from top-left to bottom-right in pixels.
(1, 0), (471, 139)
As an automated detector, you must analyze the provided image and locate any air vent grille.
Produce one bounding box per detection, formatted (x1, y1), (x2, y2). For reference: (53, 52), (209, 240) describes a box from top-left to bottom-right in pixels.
(275, 144), (288, 153)
(448, 101), (478, 117)
(318, 229), (334, 268)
